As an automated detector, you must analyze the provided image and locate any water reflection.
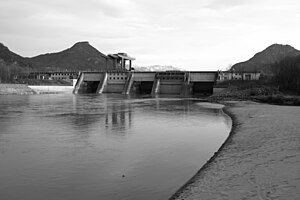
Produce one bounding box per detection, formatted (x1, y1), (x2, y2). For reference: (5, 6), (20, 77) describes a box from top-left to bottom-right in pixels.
(70, 95), (228, 138)
(69, 94), (133, 136)
(67, 95), (231, 140)
(107, 103), (132, 133)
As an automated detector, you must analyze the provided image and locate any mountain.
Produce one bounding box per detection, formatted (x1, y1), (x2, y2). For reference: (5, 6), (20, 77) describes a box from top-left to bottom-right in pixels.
(231, 44), (300, 74)
(2, 42), (299, 74)
(27, 41), (113, 71)
(0, 43), (30, 67)
(0, 41), (117, 72)
(0, 42), (188, 72)
(134, 65), (185, 71)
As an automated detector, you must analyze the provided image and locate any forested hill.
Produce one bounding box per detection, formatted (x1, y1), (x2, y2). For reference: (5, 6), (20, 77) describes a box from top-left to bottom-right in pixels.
(27, 42), (110, 71)
(0, 43), (31, 68)
(0, 42), (112, 72)
(1, 41), (300, 77)
(231, 44), (300, 74)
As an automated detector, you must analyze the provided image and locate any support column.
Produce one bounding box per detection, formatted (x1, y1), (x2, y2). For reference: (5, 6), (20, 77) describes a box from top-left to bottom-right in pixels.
(73, 72), (85, 94)
(151, 76), (160, 95)
(121, 58), (125, 70)
(97, 73), (108, 94)
(122, 72), (134, 94)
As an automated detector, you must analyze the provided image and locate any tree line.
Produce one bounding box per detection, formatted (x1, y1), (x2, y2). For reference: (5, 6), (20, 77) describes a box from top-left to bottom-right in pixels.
(0, 59), (33, 83)
(271, 55), (300, 94)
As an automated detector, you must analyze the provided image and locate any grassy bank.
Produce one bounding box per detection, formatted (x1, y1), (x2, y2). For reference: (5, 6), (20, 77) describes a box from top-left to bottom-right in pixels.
(9, 79), (73, 86)
(211, 80), (300, 106)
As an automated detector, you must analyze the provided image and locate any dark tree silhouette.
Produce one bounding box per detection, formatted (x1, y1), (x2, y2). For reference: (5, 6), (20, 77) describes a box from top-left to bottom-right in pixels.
(271, 55), (300, 94)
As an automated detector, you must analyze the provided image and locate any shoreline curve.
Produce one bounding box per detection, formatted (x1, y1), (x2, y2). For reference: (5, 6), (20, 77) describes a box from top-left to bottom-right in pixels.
(169, 101), (237, 200)
(169, 101), (300, 200)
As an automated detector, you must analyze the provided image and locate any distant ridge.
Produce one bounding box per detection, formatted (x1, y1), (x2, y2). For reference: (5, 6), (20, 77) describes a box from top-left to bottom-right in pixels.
(27, 41), (112, 71)
(0, 43), (30, 67)
(231, 44), (300, 74)
(1, 42), (300, 74)
(0, 42), (116, 72)
(0, 41), (187, 72)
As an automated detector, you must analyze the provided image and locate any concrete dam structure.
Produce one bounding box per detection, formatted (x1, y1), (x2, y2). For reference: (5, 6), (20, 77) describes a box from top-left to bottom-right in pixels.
(73, 71), (217, 96)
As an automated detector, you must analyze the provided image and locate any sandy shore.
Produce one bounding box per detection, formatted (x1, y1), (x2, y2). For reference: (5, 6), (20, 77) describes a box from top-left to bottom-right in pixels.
(170, 101), (300, 200)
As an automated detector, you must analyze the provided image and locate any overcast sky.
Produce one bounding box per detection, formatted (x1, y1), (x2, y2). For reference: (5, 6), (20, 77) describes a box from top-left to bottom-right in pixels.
(1, 0), (300, 71)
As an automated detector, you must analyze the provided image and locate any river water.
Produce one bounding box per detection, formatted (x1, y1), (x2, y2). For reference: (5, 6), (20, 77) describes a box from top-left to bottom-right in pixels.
(0, 94), (231, 200)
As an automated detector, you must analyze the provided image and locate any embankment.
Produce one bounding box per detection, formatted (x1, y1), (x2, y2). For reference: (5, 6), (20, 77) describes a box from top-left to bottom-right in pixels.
(170, 101), (300, 200)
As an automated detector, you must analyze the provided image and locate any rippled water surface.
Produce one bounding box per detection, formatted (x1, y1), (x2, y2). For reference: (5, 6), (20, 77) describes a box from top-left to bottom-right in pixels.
(0, 94), (231, 200)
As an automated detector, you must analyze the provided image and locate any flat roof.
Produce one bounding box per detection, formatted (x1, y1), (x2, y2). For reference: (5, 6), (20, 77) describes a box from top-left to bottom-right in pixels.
(108, 53), (135, 61)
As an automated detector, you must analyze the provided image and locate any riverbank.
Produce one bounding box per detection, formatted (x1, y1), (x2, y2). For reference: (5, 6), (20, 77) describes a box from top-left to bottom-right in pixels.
(0, 84), (36, 95)
(0, 84), (74, 95)
(170, 101), (300, 200)
(28, 85), (74, 94)
(211, 81), (300, 106)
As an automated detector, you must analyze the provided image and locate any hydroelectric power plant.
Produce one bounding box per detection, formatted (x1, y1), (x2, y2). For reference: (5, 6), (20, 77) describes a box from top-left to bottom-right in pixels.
(73, 53), (217, 95)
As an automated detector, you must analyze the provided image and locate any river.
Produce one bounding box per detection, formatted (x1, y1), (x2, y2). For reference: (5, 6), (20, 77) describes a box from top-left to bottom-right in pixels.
(0, 94), (231, 200)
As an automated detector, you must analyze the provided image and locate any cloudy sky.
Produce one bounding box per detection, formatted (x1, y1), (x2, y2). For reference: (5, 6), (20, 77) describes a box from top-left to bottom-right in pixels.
(1, 0), (300, 70)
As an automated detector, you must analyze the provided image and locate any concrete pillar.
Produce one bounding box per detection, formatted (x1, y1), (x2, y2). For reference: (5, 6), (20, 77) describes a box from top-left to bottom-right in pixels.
(105, 57), (108, 71)
(129, 60), (132, 71)
(97, 73), (108, 94)
(121, 58), (125, 70)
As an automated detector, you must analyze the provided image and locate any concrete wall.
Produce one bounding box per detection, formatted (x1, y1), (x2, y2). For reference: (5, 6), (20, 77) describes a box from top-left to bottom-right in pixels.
(133, 72), (156, 82)
(105, 72), (127, 93)
(159, 84), (182, 94)
(105, 83), (124, 93)
(107, 72), (127, 84)
(159, 80), (183, 94)
(190, 72), (216, 82)
(83, 73), (104, 81)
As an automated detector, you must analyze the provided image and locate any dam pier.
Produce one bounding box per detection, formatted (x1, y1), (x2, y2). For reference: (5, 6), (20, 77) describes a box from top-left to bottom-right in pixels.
(73, 71), (217, 96)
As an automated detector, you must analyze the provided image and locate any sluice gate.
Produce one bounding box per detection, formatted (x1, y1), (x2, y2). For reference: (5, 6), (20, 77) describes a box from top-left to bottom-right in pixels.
(73, 71), (217, 96)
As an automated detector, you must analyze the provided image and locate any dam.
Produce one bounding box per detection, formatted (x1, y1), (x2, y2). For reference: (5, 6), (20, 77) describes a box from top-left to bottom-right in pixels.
(72, 52), (217, 95)
(73, 71), (217, 96)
